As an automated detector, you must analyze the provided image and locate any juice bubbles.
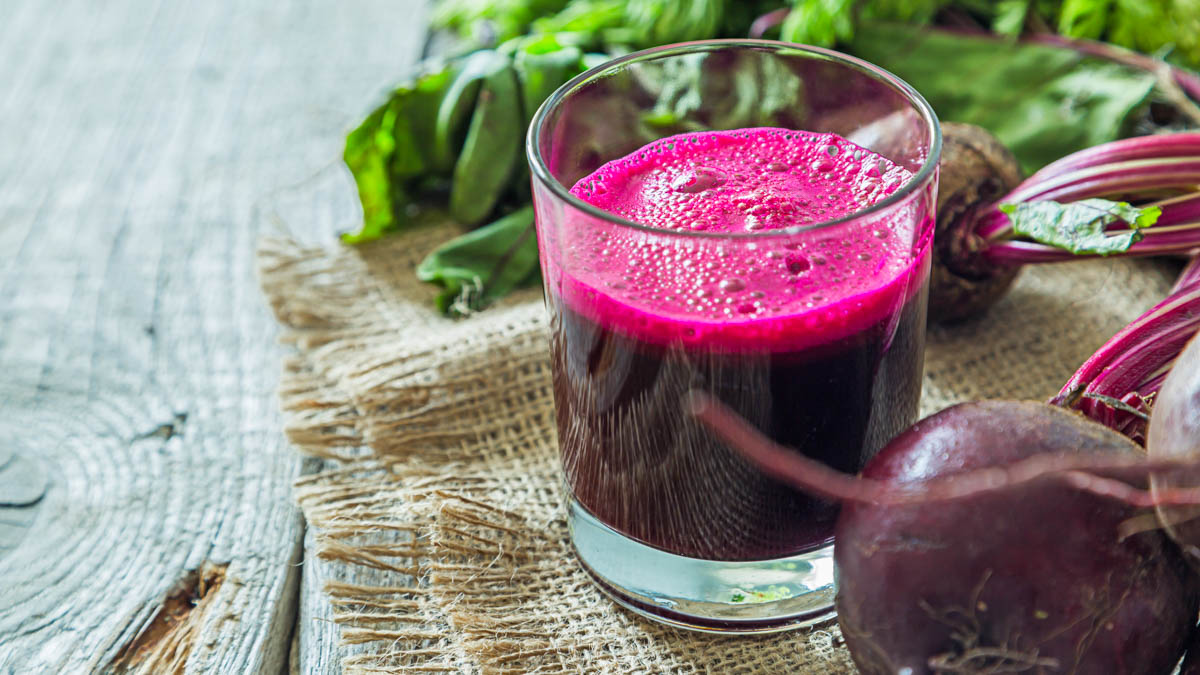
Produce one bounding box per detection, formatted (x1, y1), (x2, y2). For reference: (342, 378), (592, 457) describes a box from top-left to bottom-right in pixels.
(539, 128), (932, 561)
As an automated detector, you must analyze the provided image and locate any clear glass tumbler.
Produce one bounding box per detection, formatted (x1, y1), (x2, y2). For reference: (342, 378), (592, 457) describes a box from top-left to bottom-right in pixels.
(527, 40), (940, 632)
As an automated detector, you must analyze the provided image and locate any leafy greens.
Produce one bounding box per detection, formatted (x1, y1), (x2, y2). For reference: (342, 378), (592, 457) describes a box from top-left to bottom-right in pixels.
(780, 0), (1200, 70)
(341, 0), (1199, 314)
(848, 22), (1158, 173)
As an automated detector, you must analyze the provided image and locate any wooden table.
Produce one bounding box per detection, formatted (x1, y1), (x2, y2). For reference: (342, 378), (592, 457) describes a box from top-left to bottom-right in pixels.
(0, 1), (426, 671)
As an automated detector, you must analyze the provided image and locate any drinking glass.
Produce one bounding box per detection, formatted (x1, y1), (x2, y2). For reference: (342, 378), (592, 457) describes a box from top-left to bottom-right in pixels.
(527, 40), (940, 632)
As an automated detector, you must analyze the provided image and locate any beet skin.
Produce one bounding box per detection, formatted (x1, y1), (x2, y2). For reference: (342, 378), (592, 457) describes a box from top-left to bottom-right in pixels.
(836, 401), (1199, 675)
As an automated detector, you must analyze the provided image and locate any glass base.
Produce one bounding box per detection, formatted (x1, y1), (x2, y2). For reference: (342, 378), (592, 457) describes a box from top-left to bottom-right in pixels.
(568, 496), (837, 633)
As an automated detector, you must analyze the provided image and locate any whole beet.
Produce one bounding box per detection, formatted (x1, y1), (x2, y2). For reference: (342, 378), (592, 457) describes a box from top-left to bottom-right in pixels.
(836, 401), (1199, 674)
(929, 123), (1024, 323)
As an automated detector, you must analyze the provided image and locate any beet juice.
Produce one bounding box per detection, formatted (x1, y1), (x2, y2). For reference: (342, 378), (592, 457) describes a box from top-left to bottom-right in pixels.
(540, 127), (932, 562)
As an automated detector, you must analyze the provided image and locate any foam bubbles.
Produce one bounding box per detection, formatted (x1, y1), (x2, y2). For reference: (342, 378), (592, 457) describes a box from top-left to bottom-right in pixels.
(719, 278), (746, 293)
(672, 166), (729, 194)
(563, 128), (918, 328)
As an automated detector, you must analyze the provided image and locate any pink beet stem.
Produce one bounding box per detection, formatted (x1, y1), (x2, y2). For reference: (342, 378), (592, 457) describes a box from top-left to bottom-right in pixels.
(748, 8), (788, 39)
(968, 142), (1200, 263)
(1075, 320), (1199, 415)
(1053, 284), (1200, 408)
(1051, 269), (1200, 440)
(982, 239), (1200, 266)
(686, 391), (1200, 508)
(980, 158), (1200, 228)
(1024, 134), (1200, 187)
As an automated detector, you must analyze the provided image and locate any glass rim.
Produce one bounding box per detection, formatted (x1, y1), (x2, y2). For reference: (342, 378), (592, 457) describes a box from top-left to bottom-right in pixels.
(526, 38), (942, 240)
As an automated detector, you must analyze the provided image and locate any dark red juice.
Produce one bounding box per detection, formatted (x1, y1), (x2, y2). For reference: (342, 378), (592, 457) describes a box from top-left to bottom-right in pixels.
(542, 128), (931, 561)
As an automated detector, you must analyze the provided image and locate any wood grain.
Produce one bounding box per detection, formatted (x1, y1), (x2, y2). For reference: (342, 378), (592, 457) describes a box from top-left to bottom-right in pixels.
(0, 0), (427, 671)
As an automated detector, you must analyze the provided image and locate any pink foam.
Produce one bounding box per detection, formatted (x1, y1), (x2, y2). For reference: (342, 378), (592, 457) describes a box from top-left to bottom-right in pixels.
(549, 128), (931, 351)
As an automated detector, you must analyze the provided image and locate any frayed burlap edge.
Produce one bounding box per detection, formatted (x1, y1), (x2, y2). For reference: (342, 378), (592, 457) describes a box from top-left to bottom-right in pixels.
(257, 224), (1177, 674)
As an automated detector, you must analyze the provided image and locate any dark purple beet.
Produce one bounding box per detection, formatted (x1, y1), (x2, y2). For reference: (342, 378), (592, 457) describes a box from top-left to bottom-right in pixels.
(836, 401), (1198, 675)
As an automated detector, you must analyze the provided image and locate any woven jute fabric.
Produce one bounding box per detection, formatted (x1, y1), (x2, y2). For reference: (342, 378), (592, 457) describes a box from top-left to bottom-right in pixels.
(257, 221), (1179, 674)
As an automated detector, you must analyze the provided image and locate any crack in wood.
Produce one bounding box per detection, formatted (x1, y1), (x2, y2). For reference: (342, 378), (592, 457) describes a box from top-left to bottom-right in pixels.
(109, 562), (229, 675)
(131, 412), (189, 444)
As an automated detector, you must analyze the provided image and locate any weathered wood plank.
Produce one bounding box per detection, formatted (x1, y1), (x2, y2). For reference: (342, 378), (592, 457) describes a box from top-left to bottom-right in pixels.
(0, 0), (426, 672)
(298, 509), (344, 675)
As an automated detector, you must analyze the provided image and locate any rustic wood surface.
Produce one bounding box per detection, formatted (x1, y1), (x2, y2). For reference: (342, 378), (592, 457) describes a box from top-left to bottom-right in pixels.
(0, 0), (426, 672)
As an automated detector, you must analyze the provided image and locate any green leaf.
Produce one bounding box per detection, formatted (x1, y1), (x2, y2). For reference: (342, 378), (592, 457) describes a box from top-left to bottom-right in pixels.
(513, 44), (585, 126)
(342, 103), (403, 244)
(999, 198), (1161, 255)
(860, 0), (943, 25)
(416, 206), (541, 315)
(1057, 0), (1111, 40)
(531, 0), (624, 40)
(1107, 0), (1172, 57)
(341, 62), (460, 244)
(339, 37), (597, 248)
(780, 0), (856, 47)
(623, 0), (724, 46)
(432, 51), (512, 174)
(431, 0), (572, 44)
(991, 0), (1032, 36)
(848, 23), (1157, 173)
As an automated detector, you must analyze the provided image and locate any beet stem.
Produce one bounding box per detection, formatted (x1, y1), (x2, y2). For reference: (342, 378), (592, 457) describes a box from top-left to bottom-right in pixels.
(747, 8), (788, 39)
(976, 189), (1200, 266)
(1062, 471), (1165, 508)
(1139, 367), (1172, 397)
(1051, 273), (1200, 440)
(686, 390), (1200, 507)
(1025, 135), (1200, 188)
(1002, 157), (1200, 206)
(962, 143), (1200, 268)
(981, 240), (1199, 266)
(1054, 284), (1200, 405)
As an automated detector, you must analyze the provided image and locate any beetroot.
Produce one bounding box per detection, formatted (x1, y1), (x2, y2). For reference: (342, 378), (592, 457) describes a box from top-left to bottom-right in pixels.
(836, 402), (1197, 675)
(929, 123), (1024, 323)
(688, 394), (1200, 674)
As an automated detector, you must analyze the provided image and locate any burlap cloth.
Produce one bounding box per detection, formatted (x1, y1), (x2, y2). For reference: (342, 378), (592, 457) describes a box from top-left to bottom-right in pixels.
(257, 211), (1180, 673)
